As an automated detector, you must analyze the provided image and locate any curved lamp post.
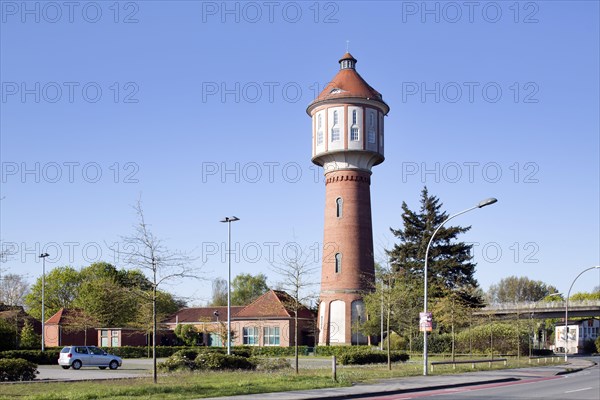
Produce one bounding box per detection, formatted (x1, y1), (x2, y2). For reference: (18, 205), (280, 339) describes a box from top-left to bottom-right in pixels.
(220, 216), (240, 355)
(423, 197), (497, 376)
(564, 266), (600, 362)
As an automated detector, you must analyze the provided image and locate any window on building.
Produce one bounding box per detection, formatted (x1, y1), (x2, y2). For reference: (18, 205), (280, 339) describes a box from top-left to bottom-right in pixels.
(100, 330), (109, 347)
(368, 112), (376, 143)
(351, 126), (359, 141)
(317, 115), (323, 145)
(352, 110), (357, 125)
(263, 326), (280, 346)
(243, 327), (259, 345)
(336, 197), (343, 218)
(335, 253), (342, 273)
(331, 111), (340, 141)
(111, 330), (119, 347)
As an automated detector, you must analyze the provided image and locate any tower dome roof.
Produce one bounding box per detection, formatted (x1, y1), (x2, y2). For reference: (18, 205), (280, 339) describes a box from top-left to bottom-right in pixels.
(307, 53), (389, 114)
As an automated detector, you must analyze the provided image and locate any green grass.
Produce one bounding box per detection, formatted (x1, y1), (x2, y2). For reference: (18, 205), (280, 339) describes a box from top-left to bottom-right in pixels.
(0, 356), (564, 400)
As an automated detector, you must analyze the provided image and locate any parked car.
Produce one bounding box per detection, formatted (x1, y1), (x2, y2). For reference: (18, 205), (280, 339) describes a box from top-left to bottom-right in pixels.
(58, 346), (122, 370)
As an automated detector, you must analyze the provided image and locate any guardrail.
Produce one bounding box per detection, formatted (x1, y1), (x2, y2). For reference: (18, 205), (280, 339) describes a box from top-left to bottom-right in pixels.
(528, 355), (562, 364)
(430, 358), (507, 372)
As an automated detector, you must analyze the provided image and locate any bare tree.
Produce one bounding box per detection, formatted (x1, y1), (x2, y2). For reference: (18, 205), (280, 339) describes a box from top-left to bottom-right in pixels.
(0, 273), (29, 306)
(270, 246), (318, 374)
(210, 278), (228, 306)
(111, 198), (200, 383)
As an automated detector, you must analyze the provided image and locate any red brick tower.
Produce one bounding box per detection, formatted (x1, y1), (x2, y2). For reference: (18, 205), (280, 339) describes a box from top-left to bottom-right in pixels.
(307, 53), (389, 345)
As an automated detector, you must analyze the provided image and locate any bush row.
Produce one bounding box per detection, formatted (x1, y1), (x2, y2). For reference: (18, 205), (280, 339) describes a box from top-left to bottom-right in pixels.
(0, 349), (60, 365)
(314, 345), (372, 357)
(338, 349), (410, 365)
(158, 349), (292, 372)
(0, 358), (38, 381)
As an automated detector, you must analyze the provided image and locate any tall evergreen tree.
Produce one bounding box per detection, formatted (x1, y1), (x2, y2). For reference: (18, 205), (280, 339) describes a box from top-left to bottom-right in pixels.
(387, 187), (482, 305)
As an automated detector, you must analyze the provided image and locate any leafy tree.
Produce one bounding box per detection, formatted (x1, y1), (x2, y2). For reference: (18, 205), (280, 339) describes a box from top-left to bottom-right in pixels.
(174, 324), (198, 346)
(231, 273), (269, 306)
(387, 187), (482, 305)
(24, 266), (82, 320)
(19, 320), (40, 349)
(569, 291), (600, 301)
(0, 318), (17, 351)
(75, 276), (138, 327)
(432, 287), (473, 362)
(0, 274), (29, 306)
(487, 276), (559, 304)
(210, 278), (228, 306)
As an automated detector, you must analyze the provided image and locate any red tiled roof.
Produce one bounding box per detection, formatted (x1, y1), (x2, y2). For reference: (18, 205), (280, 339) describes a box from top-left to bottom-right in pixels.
(45, 308), (66, 325)
(235, 290), (315, 320)
(162, 306), (244, 324)
(307, 53), (388, 112)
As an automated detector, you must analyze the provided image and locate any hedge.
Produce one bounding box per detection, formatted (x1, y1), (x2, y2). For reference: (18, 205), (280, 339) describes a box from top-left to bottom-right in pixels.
(250, 346), (308, 357)
(338, 350), (410, 365)
(0, 358), (38, 381)
(158, 350), (258, 372)
(0, 349), (61, 365)
(314, 345), (371, 357)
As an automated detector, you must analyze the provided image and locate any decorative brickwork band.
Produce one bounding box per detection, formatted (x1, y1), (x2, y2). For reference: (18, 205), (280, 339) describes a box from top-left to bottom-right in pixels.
(325, 173), (371, 186)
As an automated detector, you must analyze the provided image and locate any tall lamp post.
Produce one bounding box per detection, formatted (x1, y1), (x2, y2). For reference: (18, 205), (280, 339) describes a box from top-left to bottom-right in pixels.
(39, 253), (49, 351)
(422, 197), (497, 376)
(220, 216), (240, 355)
(564, 266), (600, 362)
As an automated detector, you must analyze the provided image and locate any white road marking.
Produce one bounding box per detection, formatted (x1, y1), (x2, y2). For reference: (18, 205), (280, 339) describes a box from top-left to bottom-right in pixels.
(564, 387), (592, 393)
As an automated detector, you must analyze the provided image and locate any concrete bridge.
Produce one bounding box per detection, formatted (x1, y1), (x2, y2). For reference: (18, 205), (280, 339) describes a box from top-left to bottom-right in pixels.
(474, 300), (600, 319)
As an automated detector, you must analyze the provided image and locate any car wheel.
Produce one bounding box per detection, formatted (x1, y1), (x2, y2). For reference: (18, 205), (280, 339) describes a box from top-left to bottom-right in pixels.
(61, 366), (70, 369)
(72, 360), (82, 370)
(109, 360), (119, 370)
(99, 366), (107, 370)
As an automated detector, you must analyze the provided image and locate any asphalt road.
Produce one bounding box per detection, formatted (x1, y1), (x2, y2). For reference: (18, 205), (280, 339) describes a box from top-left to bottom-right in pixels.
(364, 364), (600, 400)
(35, 358), (160, 381)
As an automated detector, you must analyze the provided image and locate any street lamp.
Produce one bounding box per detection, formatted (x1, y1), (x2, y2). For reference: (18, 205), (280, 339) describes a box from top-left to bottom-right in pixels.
(39, 253), (49, 352)
(564, 266), (600, 362)
(220, 216), (240, 355)
(422, 197), (497, 376)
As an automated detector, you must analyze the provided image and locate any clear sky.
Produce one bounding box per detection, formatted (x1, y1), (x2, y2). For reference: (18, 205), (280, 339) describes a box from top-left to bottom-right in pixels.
(1, 1), (599, 306)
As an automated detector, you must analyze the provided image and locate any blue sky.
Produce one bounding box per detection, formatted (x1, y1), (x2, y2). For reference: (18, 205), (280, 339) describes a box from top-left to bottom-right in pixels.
(1, 1), (599, 305)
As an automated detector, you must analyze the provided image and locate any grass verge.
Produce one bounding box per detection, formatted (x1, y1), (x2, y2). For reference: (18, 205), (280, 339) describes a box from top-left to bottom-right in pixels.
(0, 356), (564, 400)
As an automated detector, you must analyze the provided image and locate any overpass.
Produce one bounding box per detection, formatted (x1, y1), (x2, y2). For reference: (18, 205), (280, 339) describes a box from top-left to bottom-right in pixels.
(474, 300), (600, 319)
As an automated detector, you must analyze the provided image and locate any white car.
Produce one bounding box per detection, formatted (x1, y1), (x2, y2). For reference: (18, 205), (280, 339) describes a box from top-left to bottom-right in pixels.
(58, 346), (123, 370)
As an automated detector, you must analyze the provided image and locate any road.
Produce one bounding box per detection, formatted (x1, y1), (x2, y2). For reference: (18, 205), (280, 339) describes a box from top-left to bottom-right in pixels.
(365, 364), (600, 400)
(35, 358), (159, 381)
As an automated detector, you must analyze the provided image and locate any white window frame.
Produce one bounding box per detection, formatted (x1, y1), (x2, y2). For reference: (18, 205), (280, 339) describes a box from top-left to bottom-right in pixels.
(263, 326), (280, 346)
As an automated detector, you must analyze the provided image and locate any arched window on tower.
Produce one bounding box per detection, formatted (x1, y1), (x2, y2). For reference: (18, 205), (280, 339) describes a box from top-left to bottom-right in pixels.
(317, 114), (323, 145)
(368, 112), (376, 144)
(331, 110), (340, 141)
(336, 197), (343, 218)
(350, 110), (359, 141)
(334, 253), (342, 273)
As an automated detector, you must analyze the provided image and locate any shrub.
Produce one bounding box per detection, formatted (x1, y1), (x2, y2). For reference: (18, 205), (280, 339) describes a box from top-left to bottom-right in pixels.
(582, 339), (597, 354)
(532, 349), (554, 356)
(195, 352), (257, 370)
(98, 346), (192, 358)
(0, 358), (38, 381)
(0, 349), (60, 365)
(338, 350), (409, 365)
(157, 352), (197, 372)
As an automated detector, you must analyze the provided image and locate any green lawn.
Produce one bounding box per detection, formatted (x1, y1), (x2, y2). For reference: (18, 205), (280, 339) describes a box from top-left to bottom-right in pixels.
(0, 357), (563, 400)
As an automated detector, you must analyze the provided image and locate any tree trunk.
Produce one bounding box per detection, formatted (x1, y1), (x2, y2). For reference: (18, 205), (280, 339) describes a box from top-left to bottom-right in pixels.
(294, 307), (299, 374)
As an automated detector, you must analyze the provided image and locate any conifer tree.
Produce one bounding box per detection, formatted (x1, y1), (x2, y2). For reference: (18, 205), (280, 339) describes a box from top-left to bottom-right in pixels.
(387, 187), (483, 306)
